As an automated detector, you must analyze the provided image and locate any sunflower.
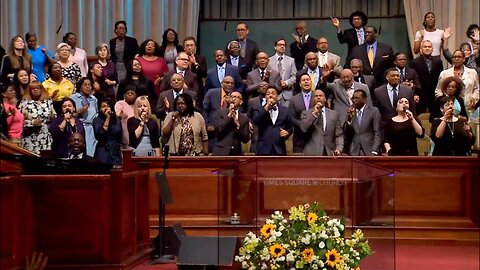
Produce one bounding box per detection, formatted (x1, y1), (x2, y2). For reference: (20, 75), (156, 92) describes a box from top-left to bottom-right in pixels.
(260, 224), (276, 238)
(307, 212), (318, 224)
(325, 248), (341, 267)
(269, 244), (285, 258)
(302, 248), (314, 262)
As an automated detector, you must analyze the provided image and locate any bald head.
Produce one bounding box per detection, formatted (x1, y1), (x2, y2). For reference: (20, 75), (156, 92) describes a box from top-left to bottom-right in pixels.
(340, 69), (354, 88)
(305, 52), (318, 69)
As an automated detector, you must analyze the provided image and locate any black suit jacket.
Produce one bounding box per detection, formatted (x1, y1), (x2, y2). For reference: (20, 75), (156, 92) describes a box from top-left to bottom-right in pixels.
(346, 42), (394, 85)
(226, 55), (252, 80)
(155, 89), (199, 120)
(190, 53), (207, 88)
(253, 106), (292, 155)
(159, 70), (200, 97)
(409, 56), (443, 111)
(373, 84), (415, 125)
(109, 36), (139, 65)
(337, 28), (362, 58)
(212, 108), (250, 156)
(290, 36), (317, 71)
(236, 39), (260, 68)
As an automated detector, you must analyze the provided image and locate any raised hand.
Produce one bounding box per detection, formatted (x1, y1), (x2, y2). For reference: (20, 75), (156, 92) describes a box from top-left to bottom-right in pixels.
(443, 27), (453, 39)
(331, 17), (340, 29)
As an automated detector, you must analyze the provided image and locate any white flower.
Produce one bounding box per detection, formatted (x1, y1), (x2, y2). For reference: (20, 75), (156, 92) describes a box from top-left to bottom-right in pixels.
(318, 231), (328, 239)
(265, 218), (274, 224)
(286, 252), (295, 262)
(242, 261), (248, 268)
(274, 231), (282, 237)
(301, 234), (311, 244)
(318, 241), (325, 248)
(318, 260), (324, 267)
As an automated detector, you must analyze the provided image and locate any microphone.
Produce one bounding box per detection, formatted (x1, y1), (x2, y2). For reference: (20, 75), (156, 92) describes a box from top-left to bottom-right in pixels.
(403, 106), (407, 113)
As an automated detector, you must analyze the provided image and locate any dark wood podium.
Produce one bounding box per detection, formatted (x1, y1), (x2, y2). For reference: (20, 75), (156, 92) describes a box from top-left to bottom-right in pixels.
(1, 143), (151, 269)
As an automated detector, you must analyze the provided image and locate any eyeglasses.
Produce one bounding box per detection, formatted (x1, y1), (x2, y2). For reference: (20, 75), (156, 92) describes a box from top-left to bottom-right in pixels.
(177, 58), (189, 61)
(236, 29), (247, 32)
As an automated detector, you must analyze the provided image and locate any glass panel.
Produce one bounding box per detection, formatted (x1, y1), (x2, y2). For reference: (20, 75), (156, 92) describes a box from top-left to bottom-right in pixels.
(219, 158), (395, 269)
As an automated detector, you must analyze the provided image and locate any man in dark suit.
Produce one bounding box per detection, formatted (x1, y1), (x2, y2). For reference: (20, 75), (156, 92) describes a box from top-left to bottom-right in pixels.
(109, 21), (139, 82)
(226, 40), (252, 80)
(183, 37), (207, 98)
(212, 91), (250, 156)
(253, 86), (292, 155)
(159, 52), (200, 96)
(294, 52), (325, 96)
(331, 11), (368, 58)
(394, 52), (421, 103)
(290, 21), (317, 71)
(300, 89), (343, 156)
(155, 73), (198, 120)
(343, 89), (381, 156)
(67, 132), (95, 160)
(205, 49), (243, 93)
(374, 68), (415, 131)
(288, 74), (315, 153)
(247, 81), (269, 153)
(409, 40), (443, 114)
(349, 59), (376, 94)
(235, 22), (260, 68)
(345, 25), (394, 86)
(203, 76), (236, 132)
(246, 52), (282, 98)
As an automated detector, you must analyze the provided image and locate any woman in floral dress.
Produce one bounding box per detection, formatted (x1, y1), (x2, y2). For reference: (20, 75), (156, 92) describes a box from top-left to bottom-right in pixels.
(19, 81), (56, 154)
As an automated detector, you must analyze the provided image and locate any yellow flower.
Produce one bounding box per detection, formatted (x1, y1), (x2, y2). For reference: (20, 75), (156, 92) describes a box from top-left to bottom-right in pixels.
(269, 244), (285, 258)
(302, 248), (314, 262)
(260, 224), (276, 238)
(307, 212), (318, 224)
(325, 248), (341, 267)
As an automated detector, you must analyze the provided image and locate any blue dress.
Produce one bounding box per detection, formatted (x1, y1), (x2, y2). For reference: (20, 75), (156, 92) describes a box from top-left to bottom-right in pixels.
(28, 46), (54, 82)
(70, 93), (98, 156)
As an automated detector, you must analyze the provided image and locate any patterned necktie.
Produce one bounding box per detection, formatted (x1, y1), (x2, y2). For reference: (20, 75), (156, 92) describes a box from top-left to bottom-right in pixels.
(357, 110), (362, 126)
(303, 93), (310, 109)
(357, 29), (364, 45)
(221, 93), (228, 109)
(260, 70), (265, 80)
(240, 40), (246, 58)
(425, 58), (432, 73)
(368, 45), (374, 67)
(277, 57), (283, 76)
(392, 87), (398, 106)
(400, 69), (406, 82)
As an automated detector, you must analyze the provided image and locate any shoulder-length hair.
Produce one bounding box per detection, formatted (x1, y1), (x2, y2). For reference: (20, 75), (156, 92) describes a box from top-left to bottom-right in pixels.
(95, 43), (110, 59)
(23, 81), (49, 101)
(133, 95), (152, 119)
(174, 93), (194, 117)
(98, 97), (117, 123)
(75, 77), (91, 93)
(7, 35), (32, 70)
(139, 38), (161, 56)
(124, 58), (144, 81)
(440, 76), (464, 97)
(161, 28), (180, 47)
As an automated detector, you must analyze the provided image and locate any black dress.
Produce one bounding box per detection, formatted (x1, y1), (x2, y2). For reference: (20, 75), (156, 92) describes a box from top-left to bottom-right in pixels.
(92, 116), (123, 166)
(431, 119), (474, 156)
(384, 118), (424, 156)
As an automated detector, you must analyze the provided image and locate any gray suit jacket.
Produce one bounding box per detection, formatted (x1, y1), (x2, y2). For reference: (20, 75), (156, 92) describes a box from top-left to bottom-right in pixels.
(288, 91), (315, 153)
(327, 80), (372, 125)
(300, 108), (344, 156)
(268, 54), (297, 88)
(212, 108), (250, 156)
(343, 105), (382, 156)
(202, 88), (224, 128)
(246, 68), (282, 97)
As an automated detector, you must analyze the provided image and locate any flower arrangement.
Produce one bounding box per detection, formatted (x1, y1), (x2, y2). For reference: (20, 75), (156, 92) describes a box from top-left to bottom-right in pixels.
(235, 202), (372, 270)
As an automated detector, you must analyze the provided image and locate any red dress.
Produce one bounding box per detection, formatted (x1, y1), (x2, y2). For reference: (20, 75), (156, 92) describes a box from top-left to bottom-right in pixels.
(137, 56), (168, 97)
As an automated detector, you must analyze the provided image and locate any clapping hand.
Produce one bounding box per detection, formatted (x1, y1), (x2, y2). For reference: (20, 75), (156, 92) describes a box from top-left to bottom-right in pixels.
(279, 128), (289, 138)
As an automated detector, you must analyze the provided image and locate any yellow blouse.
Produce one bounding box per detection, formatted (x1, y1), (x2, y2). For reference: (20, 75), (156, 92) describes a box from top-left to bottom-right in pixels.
(42, 78), (75, 101)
